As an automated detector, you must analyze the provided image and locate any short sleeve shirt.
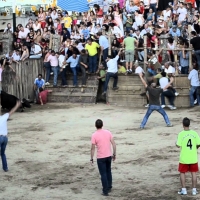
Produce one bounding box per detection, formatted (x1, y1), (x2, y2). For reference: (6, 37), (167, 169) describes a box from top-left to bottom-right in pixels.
(85, 42), (100, 56)
(177, 130), (200, 164)
(147, 86), (163, 106)
(0, 113), (9, 136)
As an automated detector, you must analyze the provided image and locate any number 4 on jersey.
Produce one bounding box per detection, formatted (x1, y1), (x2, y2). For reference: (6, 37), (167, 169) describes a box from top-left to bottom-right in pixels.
(187, 139), (192, 150)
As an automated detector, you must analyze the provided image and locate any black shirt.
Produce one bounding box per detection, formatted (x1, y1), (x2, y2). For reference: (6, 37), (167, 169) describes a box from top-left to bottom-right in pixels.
(147, 86), (163, 106)
(190, 36), (200, 51)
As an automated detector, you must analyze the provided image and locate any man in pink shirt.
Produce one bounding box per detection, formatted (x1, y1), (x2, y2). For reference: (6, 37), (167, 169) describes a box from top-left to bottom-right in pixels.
(47, 50), (59, 87)
(90, 119), (116, 196)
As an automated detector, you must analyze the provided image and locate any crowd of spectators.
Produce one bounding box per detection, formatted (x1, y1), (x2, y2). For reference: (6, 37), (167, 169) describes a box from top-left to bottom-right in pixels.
(1, 0), (200, 107)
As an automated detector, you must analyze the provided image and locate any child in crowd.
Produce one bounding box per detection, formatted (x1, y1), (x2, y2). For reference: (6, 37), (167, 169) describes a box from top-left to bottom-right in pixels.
(97, 64), (106, 88)
(118, 64), (126, 74)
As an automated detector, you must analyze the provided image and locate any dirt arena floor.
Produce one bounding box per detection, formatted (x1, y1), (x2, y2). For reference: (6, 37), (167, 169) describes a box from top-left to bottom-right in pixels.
(1, 103), (200, 200)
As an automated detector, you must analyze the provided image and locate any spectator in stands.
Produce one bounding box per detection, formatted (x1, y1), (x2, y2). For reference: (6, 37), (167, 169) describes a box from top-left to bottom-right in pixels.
(66, 52), (80, 87)
(29, 43), (42, 59)
(18, 26), (30, 40)
(85, 38), (100, 74)
(79, 49), (88, 87)
(47, 50), (59, 87)
(20, 46), (29, 62)
(63, 11), (72, 34)
(3, 23), (13, 34)
(38, 7), (46, 29)
(37, 87), (53, 105)
(12, 50), (21, 64)
(178, 46), (189, 74)
(34, 74), (45, 103)
(44, 49), (51, 86)
(188, 64), (200, 107)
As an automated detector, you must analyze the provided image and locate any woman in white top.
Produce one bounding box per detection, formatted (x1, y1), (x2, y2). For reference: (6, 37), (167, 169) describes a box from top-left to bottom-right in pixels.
(33, 19), (41, 32)
(162, 6), (172, 21)
(132, 10), (144, 30)
(167, 37), (175, 62)
(177, 2), (187, 22)
(114, 6), (124, 33)
(51, 9), (58, 21)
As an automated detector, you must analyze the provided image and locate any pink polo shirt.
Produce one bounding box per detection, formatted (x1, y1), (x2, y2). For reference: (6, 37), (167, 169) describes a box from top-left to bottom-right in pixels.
(47, 55), (58, 67)
(91, 129), (113, 159)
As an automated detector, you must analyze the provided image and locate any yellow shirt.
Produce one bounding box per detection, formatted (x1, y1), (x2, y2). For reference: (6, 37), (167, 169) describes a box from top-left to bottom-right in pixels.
(177, 130), (200, 164)
(118, 66), (126, 74)
(63, 17), (72, 28)
(85, 42), (100, 56)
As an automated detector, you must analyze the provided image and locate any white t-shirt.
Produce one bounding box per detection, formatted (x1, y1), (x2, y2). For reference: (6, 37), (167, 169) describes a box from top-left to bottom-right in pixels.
(177, 7), (187, 21)
(12, 53), (21, 61)
(18, 28), (30, 39)
(188, 69), (200, 86)
(165, 65), (175, 74)
(135, 66), (145, 74)
(159, 77), (169, 90)
(107, 55), (119, 73)
(33, 45), (42, 56)
(0, 113), (9, 136)
(58, 55), (66, 68)
(111, 26), (123, 38)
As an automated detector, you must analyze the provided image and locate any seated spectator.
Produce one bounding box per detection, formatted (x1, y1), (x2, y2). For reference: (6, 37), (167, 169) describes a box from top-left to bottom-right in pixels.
(29, 43), (42, 59)
(118, 64), (126, 74)
(33, 19), (41, 32)
(20, 46), (29, 62)
(134, 61), (145, 74)
(169, 25), (181, 37)
(37, 87), (53, 105)
(12, 50), (21, 64)
(3, 23), (13, 34)
(34, 29), (42, 44)
(66, 53), (80, 87)
(18, 26), (30, 40)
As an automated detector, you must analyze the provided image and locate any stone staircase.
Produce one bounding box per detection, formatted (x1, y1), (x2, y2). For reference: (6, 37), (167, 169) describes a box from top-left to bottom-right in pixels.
(107, 74), (190, 108)
(46, 75), (99, 103)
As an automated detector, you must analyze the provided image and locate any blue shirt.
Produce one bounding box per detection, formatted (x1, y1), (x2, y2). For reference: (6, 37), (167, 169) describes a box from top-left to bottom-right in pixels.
(82, 29), (90, 39)
(178, 51), (189, 67)
(99, 35), (109, 50)
(34, 78), (45, 88)
(169, 28), (181, 37)
(67, 55), (80, 68)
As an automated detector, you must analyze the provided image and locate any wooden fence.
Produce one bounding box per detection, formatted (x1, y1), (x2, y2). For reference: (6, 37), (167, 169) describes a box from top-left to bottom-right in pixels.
(2, 58), (43, 101)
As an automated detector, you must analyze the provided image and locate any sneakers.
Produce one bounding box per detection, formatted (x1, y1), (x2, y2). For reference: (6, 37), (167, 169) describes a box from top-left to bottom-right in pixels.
(194, 99), (197, 105)
(167, 105), (177, 110)
(129, 69), (132, 73)
(178, 189), (187, 195)
(45, 82), (50, 86)
(102, 92), (106, 96)
(175, 92), (179, 96)
(161, 105), (165, 108)
(145, 104), (149, 108)
(50, 72), (54, 75)
(166, 124), (173, 127)
(140, 127), (144, 129)
(113, 87), (119, 90)
(120, 60), (126, 62)
(192, 189), (198, 196)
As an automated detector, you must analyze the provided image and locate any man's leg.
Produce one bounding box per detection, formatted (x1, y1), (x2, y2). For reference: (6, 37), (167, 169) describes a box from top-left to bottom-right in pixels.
(93, 54), (98, 73)
(191, 172), (197, 188)
(0, 136), (8, 171)
(106, 157), (112, 191)
(104, 73), (111, 93)
(112, 73), (118, 88)
(80, 65), (86, 85)
(44, 62), (51, 83)
(61, 67), (67, 86)
(156, 106), (171, 125)
(190, 86), (196, 106)
(161, 92), (166, 106)
(52, 67), (58, 86)
(140, 105), (154, 128)
(89, 56), (92, 73)
(71, 67), (77, 86)
(180, 173), (186, 188)
(97, 158), (109, 195)
(103, 49), (108, 69)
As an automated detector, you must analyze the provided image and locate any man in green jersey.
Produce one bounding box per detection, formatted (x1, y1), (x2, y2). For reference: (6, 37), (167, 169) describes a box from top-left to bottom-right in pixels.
(176, 117), (200, 196)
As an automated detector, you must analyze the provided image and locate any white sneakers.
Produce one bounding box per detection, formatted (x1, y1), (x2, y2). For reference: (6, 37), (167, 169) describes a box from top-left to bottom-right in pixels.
(178, 188), (198, 196)
(45, 82), (50, 86)
(175, 92), (179, 96)
(161, 105), (165, 108)
(145, 104), (149, 108)
(194, 99), (197, 105)
(167, 105), (177, 110)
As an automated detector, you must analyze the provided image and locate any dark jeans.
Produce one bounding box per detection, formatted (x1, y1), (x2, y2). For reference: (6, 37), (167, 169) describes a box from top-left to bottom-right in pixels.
(150, 3), (157, 22)
(195, 50), (200, 70)
(126, 27), (132, 32)
(181, 66), (189, 74)
(112, 49), (118, 57)
(97, 156), (112, 194)
(140, 105), (171, 128)
(44, 62), (51, 82)
(71, 66), (80, 86)
(104, 72), (118, 92)
(190, 86), (200, 106)
(161, 90), (175, 106)
(80, 65), (87, 85)
(103, 48), (108, 69)
(61, 67), (67, 86)
(89, 54), (98, 73)
(0, 136), (8, 171)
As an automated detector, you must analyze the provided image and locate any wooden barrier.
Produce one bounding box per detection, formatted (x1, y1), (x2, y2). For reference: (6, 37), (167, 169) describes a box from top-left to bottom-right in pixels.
(2, 59), (43, 101)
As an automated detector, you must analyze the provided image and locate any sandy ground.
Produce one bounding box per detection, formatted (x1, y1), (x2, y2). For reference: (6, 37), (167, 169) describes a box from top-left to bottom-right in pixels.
(1, 103), (200, 200)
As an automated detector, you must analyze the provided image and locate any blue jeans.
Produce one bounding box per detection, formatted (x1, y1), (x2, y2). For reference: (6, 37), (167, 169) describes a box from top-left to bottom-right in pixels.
(190, 86), (200, 106)
(67, 28), (71, 34)
(181, 66), (189, 74)
(161, 90), (175, 106)
(0, 136), (8, 171)
(195, 50), (200, 70)
(147, 68), (156, 76)
(104, 72), (118, 92)
(71, 67), (78, 86)
(103, 48), (108, 69)
(89, 54), (98, 73)
(150, 3), (157, 22)
(51, 66), (59, 86)
(44, 62), (51, 82)
(140, 105), (171, 128)
(97, 156), (112, 195)
(61, 67), (67, 86)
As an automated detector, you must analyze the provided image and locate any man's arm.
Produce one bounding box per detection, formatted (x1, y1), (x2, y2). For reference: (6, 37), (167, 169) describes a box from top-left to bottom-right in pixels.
(9, 100), (21, 116)
(139, 73), (148, 88)
(90, 144), (95, 163)
(110, 138), (116, 161)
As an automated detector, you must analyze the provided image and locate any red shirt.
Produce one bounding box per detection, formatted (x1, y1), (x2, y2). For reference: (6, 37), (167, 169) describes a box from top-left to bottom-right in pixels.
(38, 90), (48, 104)
(96, 9), (103, 18)
(140, 6), (144, 14)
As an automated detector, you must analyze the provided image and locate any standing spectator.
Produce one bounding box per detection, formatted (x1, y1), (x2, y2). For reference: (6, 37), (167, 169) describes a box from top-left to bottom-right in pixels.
(47, 50), (59, 87)
(125, 14), (133, 32)
(178, 47), (189, 74)
(44, 49), (51, 85)
(102, 49), (123, 96)
(188, 64), (200, 107)
(18, 26), (30, 40)
(29, 43), (42, 59)
(90, 119), (116, 196)
(38, 7), (46, 29)
(66, 53), (80, 87)
(33, 74), (45, 103)
(37, 87), (53, 105)
(149, 0), (158, 22)
(63, 12), (72, 34)
(190, 31), (200, 70)
(123, 32), (138, 74)
(97, 32), (109, 69)
(176, 117), (200, 196)
(79, 49), (88, 87)
(85, 38), (100, 74)
(177, 2), (187, 23)
(0, 101), (21, 172)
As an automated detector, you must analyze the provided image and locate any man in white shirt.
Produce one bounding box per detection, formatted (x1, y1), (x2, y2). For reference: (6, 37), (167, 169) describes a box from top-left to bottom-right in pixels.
(102, 49), (123, 96)
(109, 23), (123, 37)
(97, 32), (109, 68)
(29, 43), (42, 59)
(177, 2), (187, 22)
(0, 100), (21, 172)
(18, 26), (30, 39)
(12, 50), (21, 64)
(164, 62), (175, 75)
(188, 65), (200, 107)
